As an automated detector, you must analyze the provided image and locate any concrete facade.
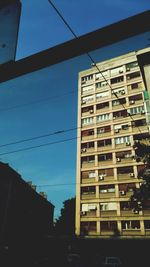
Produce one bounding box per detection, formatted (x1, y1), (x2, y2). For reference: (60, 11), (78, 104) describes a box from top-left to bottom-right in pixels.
(76, 47), (150, 237)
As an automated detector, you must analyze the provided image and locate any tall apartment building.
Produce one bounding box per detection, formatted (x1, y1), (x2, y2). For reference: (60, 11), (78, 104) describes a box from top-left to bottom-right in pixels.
(76, 47), (150, 237)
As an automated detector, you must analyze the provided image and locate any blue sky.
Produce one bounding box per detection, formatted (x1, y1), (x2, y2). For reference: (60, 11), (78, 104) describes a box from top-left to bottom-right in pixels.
(0, 0), (150, 219)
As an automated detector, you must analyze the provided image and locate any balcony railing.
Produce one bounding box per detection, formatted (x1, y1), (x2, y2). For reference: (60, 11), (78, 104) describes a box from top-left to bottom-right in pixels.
(99, 192), (116, 198)
(82, 135), (95, 141)
(98, 160), (113, 166)
(117, 173), (133, 181)
(82, 177), (96, 184)
(81, 193), (96, 200)
(97, 145), (112, 152)
(82, 162), (95, 169)
(132, 125), (148, 132)
(97, 132), (111, 138)
(100, 210), (117, 217)
(120, 210), (139, 216)
(81, 210), (97, 217)
(122, 229), (142, 235)
(101, 230), (116, 236)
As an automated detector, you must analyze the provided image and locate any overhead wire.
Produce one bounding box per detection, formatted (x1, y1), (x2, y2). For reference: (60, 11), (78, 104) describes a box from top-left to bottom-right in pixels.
(0, 89), (76, 112)
(0, 1), (148, 156)
(0, 126), (78, 148)
(47, 0), (149, 145)
(0, 136), (78, 156)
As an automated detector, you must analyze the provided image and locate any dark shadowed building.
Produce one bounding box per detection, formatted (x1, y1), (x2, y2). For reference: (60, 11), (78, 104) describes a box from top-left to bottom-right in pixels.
(0, 162), (54, 248)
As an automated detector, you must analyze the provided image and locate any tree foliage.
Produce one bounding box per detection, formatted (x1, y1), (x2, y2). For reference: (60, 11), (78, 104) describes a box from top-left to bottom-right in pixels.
(130, 141), (150, 212)
(54, 197), (75, 236)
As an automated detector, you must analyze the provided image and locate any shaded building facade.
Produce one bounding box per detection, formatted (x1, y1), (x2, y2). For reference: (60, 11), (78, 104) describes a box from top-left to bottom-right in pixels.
(0, 162), (54, 246)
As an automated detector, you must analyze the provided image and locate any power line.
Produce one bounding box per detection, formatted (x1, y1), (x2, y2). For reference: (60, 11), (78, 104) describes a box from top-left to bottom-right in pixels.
(47, 0), (149, 144)
(0, 89), (76, 112)
(0, 126), (78, 148)
(0, 118), (147, 150)
(36, 182), (76, 188)
(0, 136), (78, 156)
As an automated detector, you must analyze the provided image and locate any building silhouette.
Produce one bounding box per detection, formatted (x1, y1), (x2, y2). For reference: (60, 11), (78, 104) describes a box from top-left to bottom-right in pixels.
(0, 161), (54, 247)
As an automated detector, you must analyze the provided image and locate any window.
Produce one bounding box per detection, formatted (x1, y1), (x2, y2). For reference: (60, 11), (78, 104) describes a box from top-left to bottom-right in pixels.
(98, 153), (112, 161)
(126, 61), (138, 71)
(81, 186), (96, 194)
(126, 71), (140, 80)
(95, 70), (108, 80)
(96, 81), (108, 88)
(82, 129), (94, 137)
(82, 84), (94, 93)
(89, 171), (96, 178)
(97, 113), (110, 122)
(110, 66), (123, 76)
(96, 91), (109, 99)
(129, 106), (144, 115)
(101, 221), (117, 231)
(111, 76), (124, 84)
(98, 139), (111, 147)
(100, 185), (115, 193)
(97, 126), (111, 134)
(122, 220), (140, 230)
(82, 95), (94, 103)
(100, 202), (117, 211)
(131, 82), (141, 89)
(112, 98), (126, 106)
(144, 220), (150, 230)
(81, 74), (93, 82)
(82, 156), (95, 163)
(82, 117), (93, 126)
(82, 105), (93, 113)
(96, 102), (109, 110)
(112, 87), (125, 94)
(115, 136), (130, 145)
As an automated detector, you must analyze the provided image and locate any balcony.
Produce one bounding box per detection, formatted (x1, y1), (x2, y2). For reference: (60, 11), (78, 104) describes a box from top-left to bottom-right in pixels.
(97, 145), (112, 152)
(117, 173), (134, 181)
(101, 221), (118, 236)
(126, 71), (141, 83)
(132, 125), (148, 133)
(113, 111), (128, 122)
(81, 192), (96, 200)
(122, 229), (142, 235)
(82, 162), (95, 169)
(82, 107), (94, 117)
(97, 131), (111, 138)
(127, 82), (143, 92)
(143, 209), (150, 216)
(81, 146), (95, 154)
(98, 160), (113, 166)
(114, 127), (131, 135)
(112, 98), (126, 110)
(81, 210), (97, 217)
(111, 76), (124, 86)
(82, 130), (94, 141)
(99, 192), (116, 198)
(80, 222), (96, 235)
(96, 102), (110, 114)
(117, 157), (133, 164)
(120, 209), (139, 217)
(98, 175), (114, 182)
(97, 139), (112, 152)
(100, 210), (117, 217)
(82, 177), (96, 184)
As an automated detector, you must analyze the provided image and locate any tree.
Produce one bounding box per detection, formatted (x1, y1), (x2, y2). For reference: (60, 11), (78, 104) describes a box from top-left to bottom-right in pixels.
(130, 140), (150, 212)
(54, 197), (75, 236)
